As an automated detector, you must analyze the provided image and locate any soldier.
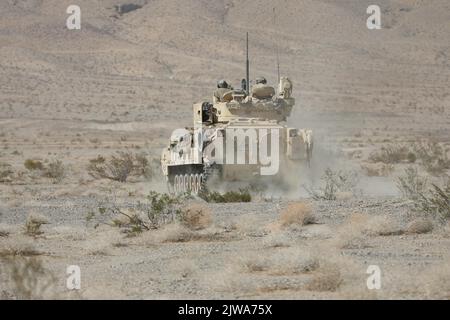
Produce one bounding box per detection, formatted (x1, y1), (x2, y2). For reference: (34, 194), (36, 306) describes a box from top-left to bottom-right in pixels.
(255, 76), (267, 85)
(213, 79), (232, 103)
(252, 76), (274, 100)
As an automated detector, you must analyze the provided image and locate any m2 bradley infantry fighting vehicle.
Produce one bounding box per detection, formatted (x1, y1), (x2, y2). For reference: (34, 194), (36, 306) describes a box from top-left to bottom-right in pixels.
(161, 34), (313, 194)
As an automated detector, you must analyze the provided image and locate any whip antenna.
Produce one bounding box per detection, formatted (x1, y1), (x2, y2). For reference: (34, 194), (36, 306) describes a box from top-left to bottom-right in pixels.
(273, 7), (281, 84)
(246, 32), (250, 95)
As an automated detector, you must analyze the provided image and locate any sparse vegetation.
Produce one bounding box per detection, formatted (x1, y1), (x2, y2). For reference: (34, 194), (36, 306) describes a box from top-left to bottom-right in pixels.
(24, 213), (49, 236)
(305, 265), (342, 292)
(200, 189), (251, 203)
(279, 202), (316, 227)
(405, 218), (433, 235)
(180, 202), (212, 230)
(89, 191), (188, 236)
(0, 162), (13, 182)
(0, 256), (56, 299)
(396, 167), (428, 201)
(368, 144), (416, 164)
(396, 169), (450, 222)
(43, 160), (65, 182)
(88, 152), (154, 182)
(24, 159), (44, 171)
(304, 168), (359, 200)
(23, 158), (65, 182)
(414, 140), (450, 175)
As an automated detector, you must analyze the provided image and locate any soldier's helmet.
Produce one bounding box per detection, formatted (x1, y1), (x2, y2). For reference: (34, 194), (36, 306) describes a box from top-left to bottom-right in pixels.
(217, 79), (229, 89)
(255, 77), (267, 85)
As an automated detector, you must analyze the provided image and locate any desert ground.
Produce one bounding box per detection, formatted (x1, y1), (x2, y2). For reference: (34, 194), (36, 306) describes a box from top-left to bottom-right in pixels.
(0, 0), (449, 299)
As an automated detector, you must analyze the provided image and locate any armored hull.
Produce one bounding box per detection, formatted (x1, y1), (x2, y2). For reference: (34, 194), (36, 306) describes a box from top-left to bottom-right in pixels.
(161, 77), (313, 194)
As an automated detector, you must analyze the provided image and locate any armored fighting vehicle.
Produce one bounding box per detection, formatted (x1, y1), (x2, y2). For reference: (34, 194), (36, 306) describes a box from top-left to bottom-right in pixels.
(161, 36), (313, 194)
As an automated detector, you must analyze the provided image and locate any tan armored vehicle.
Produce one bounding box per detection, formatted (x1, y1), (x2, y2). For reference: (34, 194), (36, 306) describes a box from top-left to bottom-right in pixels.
(161, 37), (313, 194)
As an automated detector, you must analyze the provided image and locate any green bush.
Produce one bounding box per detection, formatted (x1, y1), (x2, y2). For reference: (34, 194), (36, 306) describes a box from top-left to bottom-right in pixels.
(24, 159), (44, 171)
(200, 189), (251, 203)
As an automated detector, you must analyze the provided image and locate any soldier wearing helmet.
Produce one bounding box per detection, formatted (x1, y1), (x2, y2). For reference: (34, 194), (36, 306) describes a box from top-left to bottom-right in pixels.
(252, 76), (274, 100)
(255, 76), (267, 85)
(213, 79), (232, 103)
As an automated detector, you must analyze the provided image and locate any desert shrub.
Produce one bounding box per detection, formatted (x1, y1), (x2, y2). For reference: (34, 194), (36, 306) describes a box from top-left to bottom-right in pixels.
(414, 140), (450, 175)
(180, 202), (212, 230)
(424, 183), (450, 221)
(405, 218), (433, 235)
(24, 158), (65, 182)
(305, 264), (342, 292)
(200, 189), (251, 203)
(106, 152), (133, 182)
(89, 191), (187, 236)
(396, 167), (428, 201)
(279, 202), (316, 227)
(361, 162), (394, 177)
(24, 159), (44, 171)
(0, 242), (41, 258)
(88, 152), (153, 182)
(0, 162), (13, 182)
(24, 213), (49, 236)
(368, 144), (416, 164)
(397, 170), (450, 222)
(134, 152), (153, 179)
(1, 256), (56, 299)
(43, 160), (65, 182)
(239, 249), (319, 276)
(304, 168), (359, 200)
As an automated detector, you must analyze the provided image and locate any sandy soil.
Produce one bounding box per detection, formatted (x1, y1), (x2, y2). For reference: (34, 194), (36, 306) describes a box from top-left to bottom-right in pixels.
(0, 0), (449, 299)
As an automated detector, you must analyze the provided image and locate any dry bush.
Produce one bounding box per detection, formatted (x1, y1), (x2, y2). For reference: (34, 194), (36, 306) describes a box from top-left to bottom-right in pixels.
(365, 215), (404, 236)
(23, 158), (65, 182)
(414, 140), (450, 175)
(0, 162), (14, 183)
(134, 153), (154, 179)
(397, 170), (450, 222)
(43, 160), (65, 182)
(24, 213), (49, 236)
(304, 168), (359, 200)
(0, 256), (57, 299)
(262, 233), (291, 248)
(239, 248), (319, 276)
(88, 152), (153, 182)
(361, 162), (394, 177)
(335, 213), (370, 249)
(334, 213), (402, 249)
(305, 263), (342, 292)
(368, 144), (416, 164)
(279, 202), (316, 227)
(404, 218), (433, 235)
(154, 224), (194, 243)
(0, 240), (42, 258)
(180, 202), (212, 230)
(396, 167), (428, 201)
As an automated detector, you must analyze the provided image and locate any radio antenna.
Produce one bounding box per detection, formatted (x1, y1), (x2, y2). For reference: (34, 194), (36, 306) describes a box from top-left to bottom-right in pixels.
(246, 32), (250, 95)
(273, 7), (281, 84)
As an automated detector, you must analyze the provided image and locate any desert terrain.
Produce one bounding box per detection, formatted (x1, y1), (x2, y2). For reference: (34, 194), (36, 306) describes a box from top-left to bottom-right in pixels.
(0, 0), (449, 299)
